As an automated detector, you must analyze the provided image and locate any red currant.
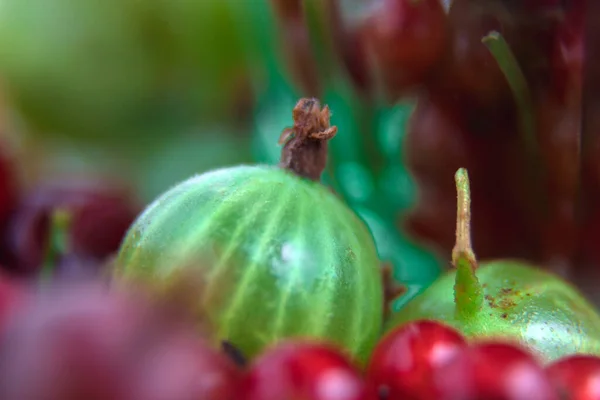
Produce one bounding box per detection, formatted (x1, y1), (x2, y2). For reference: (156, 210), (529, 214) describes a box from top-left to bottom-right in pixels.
(433, 341), (558, 400)
(241, 340), (373, 400)
(547, 355), (600, 400)
(551, 1), (584, 100)
(2, 177), (140, 276)
(403, 94), (472, 188)
(358, 0), (447, 99)
(0, 149), (16, 226)
(366, 320), (466, 399)
(0, 273), (25, 332)
(0, 282), (241, 400)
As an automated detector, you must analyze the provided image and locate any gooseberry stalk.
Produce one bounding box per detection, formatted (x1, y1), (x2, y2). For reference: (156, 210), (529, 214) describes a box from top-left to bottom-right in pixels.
(452, 168), (484, 322)
(40, 208), (72, 281)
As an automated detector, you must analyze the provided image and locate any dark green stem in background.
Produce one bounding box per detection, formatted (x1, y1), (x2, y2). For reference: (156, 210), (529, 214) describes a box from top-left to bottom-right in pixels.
(482, 31), (535, 148)
(40, 208), (72, 281)
(482, 30), (546, 223)
(453, 168), (484, 322)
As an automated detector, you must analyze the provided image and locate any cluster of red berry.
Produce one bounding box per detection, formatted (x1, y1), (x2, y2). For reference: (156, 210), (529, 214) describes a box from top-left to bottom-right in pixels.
(275, 0), (591, 286)
(0, 147), (140, 280)
(358, 0), (584, 269)
(395, 0), (587, 276)
(0, 276), (596, 400)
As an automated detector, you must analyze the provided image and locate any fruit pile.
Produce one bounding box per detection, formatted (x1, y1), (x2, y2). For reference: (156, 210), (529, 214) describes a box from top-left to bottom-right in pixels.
(277, 0), (589, 285)
(0, 0), (599, 399)
(0, 94), (599, 399)
(388, 0), (585, 276)
(0, 145), (141, 280)
(1, 279), (600, 400)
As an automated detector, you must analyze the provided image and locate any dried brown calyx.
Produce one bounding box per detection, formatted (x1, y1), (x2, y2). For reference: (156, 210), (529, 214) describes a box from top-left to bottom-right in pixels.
(278, 98), (338, 181)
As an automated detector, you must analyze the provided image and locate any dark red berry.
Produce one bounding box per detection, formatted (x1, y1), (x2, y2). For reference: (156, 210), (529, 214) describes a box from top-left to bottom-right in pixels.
(0, 273), (25, 332)
(433, 341), (558, 400)
(358, 0), (447, 100)
(127, 332), (241, 400)
(0, 149), (16, 226)
(433, 1), (511, 105)
(2, 177), (140, 275)
(0, 282), (240, 400)
(403, 94), (473, 188)
(551, 0), (584, 100)
(546, 355), (600, 400)
(241, 340), (374, 400)
(366, 320), (467, 400)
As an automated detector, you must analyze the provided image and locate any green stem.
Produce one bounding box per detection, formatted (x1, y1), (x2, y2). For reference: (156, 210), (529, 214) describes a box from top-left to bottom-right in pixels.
(302, 0), (337, 84)
(40, 208), (72, 281)
(482, 31), (546, 228)
(482, 31), (535, 148)
(452, 168), (483, 322)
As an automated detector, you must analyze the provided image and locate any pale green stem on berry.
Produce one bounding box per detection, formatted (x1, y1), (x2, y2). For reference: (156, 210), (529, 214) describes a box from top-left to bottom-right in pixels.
(452, 168), (484, 322)
(40, 208), (72, 281)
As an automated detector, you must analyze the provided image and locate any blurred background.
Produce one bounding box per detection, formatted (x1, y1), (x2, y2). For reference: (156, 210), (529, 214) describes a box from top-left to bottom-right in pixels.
(0, 0), (596, 308)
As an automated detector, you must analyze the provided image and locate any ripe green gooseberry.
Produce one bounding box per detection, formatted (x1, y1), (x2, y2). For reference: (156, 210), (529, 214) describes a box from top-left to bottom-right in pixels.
(386, 168), (600, 364)
(114, 98), (384, 363)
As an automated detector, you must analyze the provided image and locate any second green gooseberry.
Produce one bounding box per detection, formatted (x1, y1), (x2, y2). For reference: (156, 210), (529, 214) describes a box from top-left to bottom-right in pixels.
(386, 168), (600, 364)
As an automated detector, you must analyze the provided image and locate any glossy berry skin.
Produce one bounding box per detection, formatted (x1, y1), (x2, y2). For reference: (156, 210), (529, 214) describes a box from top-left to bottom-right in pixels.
(0, 282), (241, 400)
(0, 273), (25, 332)
(116, 165), (383, 362)
(433, 342), (558, 400)
(358, 0), (447, 99)
(366, 320), (467, 399)
(546, 355), (600, 400)
(241, 340), (374, 400)
(386, 261), (600, 363)
(127, 333), (242, 400)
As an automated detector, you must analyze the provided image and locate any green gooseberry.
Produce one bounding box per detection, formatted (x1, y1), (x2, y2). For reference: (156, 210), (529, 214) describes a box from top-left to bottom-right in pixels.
(114, 98), (383, 363)
(386, 168), (600, 364)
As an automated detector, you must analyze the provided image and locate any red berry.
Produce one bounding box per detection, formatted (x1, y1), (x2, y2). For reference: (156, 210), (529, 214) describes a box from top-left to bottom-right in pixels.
(546, 355), (600, 400)
(522, 0), (562, 10)
(551, 1), (584, 100)
(403, 94), (473, 187)
(433, 1), (511, 104)
(0, 282), (240, 400)
(358, 0), (447, 99)
(433, 341), (558, 400)
(0, 273), (25, 332)
(366, 320), (466, 399)
(2, 177), (140, 275)
(128, 333), (241, 400)
(241, 340), (373, 400)
(0, 149), (16, 226)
